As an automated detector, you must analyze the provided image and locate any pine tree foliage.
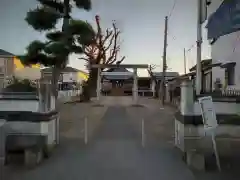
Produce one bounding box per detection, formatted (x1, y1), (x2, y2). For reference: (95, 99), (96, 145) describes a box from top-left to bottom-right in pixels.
(19, 0), (94, 68)
(18, 0), (94, 97)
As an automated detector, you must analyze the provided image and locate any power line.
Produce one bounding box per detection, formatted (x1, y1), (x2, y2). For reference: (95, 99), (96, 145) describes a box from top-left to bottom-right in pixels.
(186, 44), (196, 52)
(168, 0), (178, 19)
(167, 0), (178, 37)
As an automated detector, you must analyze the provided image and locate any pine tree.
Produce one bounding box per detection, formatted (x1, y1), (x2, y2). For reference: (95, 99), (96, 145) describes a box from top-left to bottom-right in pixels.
(19, 0), (95, 97)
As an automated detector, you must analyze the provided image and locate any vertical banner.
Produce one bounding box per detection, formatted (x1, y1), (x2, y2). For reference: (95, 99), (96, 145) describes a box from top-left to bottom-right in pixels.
(207, 0), (240, 40)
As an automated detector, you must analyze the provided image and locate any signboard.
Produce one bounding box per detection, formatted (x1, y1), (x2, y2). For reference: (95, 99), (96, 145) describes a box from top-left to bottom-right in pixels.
(198, 96), (218, 131)
(198, 96), (221, 171)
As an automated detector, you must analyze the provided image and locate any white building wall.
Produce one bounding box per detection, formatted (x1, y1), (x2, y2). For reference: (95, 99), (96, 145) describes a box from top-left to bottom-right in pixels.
(0, 100), (39, 112)
(62, 72), (78, 82)
(208, 0), (240, 89)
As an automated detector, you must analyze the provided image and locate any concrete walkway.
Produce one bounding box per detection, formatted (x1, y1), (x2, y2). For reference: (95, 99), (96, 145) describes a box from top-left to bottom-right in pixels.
(83, 106), (196, 180)
(5, 105), (196, 180)
(3, 97), (231, 180)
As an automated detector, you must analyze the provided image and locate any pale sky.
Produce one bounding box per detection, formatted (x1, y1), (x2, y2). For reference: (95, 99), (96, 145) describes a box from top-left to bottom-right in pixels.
(0, 0), (211, 76)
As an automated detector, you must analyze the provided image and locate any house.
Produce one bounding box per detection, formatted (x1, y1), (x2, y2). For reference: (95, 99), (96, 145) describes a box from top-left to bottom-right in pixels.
(189, 59), (222, 92)
(41, 66), (88, 90)
(0, 49), (15, 88)
(41, 66), (88, 82)
(150, 71), (179, 97)
(0, 49), (42, 88)
(165, 60), (219, 104)
(206, 0), (240, 90)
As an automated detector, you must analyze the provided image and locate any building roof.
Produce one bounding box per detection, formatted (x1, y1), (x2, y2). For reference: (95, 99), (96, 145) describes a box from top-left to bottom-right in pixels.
(189, 59), (212, 72)
(152, 72), (179, 78)
(0, 49), (14, 57)
(103, 67), (133, 80)
(153, 72), (179, 77)
(91, 64), (149, 69)
(42, 66), (86, 73)
(103, 75), (133, 80)
(106, 67), (130, 73)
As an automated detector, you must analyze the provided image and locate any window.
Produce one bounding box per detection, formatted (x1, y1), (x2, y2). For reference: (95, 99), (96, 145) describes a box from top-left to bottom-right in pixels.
(225, 67), (235, 86)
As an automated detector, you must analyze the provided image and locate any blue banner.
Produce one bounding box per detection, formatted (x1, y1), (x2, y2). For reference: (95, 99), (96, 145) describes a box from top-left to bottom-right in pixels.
(206, 0), (240, 40)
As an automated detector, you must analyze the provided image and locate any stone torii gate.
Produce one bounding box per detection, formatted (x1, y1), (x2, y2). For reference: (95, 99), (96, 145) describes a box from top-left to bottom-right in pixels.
(91, 64), (149, 104)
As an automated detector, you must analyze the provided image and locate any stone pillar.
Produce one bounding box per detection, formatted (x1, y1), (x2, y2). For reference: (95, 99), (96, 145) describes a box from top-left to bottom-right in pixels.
(151, 80), (156, 97)
(165, 84), (170, 102)
(180, 80), (194, 115)
(96, 68), (101, 102)
(0, 119), (6, 167)
(133, 68), (138, 104)
(175, 80), (195, 151)
(38, 79), (47, 112)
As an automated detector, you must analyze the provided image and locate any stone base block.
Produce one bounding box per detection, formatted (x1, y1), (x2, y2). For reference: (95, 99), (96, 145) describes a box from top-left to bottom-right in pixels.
(186, 151), (205, 171)
(0, 157), (5, 167)
(43, 144), (56, 158)
(175, 120), (240, 156)
(24, 148), (43, 168)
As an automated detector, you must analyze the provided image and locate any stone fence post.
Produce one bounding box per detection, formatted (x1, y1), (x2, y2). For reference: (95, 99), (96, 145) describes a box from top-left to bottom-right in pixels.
(0, 119), (6, 167)
(165, 84), (170, 102)
(180, 80), (194, 115)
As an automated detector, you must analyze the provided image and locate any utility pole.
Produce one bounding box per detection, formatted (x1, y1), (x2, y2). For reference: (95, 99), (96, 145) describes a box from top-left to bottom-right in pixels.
(196, 0), (203, 95)
(161, 16), (168, 105)
(184, 48), (187, 74)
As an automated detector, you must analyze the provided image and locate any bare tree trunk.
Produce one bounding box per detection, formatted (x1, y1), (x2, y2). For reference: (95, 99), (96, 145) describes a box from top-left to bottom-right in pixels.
(51, 67), (61, 98)
(80, 67), (98, 101)
(155, 81), (160, 98)
(88, 68), (98, 97)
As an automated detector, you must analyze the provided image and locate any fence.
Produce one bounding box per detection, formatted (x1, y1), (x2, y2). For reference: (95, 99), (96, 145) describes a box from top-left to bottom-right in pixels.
(58, 89), (82, 101)
(166, 87), (181, 109)
(196, 88), (240, 102)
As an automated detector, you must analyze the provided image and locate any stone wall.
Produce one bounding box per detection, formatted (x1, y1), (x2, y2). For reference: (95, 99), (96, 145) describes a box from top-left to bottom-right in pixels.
(175, 80), (240, 170)
(0, 120), (6, 166)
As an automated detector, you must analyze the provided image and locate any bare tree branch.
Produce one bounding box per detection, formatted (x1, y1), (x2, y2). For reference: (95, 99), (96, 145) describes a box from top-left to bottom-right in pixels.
(102, 29), (113, 45)
(119, 56), (125, 63)
(80, 16), (125, 66)
(104, 33), (115, 51)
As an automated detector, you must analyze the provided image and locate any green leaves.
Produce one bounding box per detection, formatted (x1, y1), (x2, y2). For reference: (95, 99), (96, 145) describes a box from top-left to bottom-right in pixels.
(46, 31), (64, 41)
(18, 53), (47, 66)
(68, 19), (94, 35)
(68, 19), (95, 45)
(26, 40), (46, 55)
(44, 42), (69, 56)
(23, 0), (94, 68)
(25, 7), (60, 31)
(4, 78), (37, 93)
(73, 0), (91, 10)
(37, 0), (66, 13)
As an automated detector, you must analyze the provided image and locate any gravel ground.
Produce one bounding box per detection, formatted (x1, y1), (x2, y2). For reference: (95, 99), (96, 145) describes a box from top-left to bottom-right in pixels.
(126, 98), (177, 146)
(59, 101), (108, 141)
(3, 100), (108, 180)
